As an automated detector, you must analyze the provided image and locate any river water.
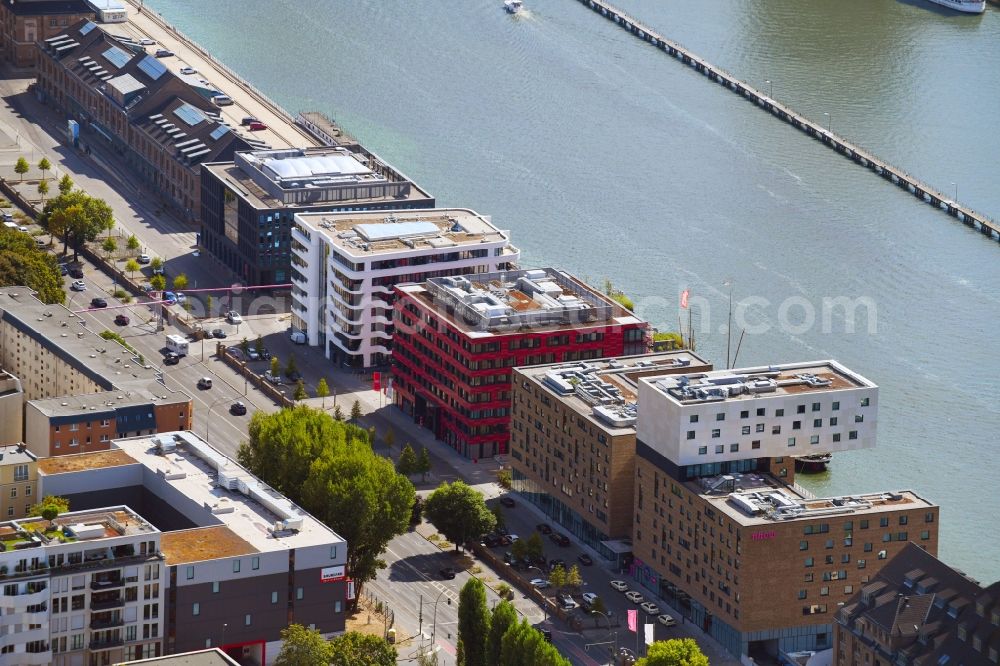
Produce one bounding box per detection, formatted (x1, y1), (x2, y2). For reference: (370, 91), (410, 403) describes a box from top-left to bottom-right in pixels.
(144, 0), (1000, 582)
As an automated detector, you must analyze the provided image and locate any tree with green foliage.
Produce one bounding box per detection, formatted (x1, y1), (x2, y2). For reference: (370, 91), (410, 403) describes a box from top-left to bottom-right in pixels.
(328, 631), (397, 666)
(590, 596), (609, 626)
(57, 173), (74, 195)
(458, 578), (491, 666)
(653, 331), (685, 348)
(491, 505), (506, 535)
(269, 356), (280, 376)
(397, 443), (418, 476)
(497, 468), (512, 489)
(565, 564), (583, 592)
(125, 258), (139, 278)
(239, 406), (413, 604)
(149, 256), (163, 272)
(272, 623), (333, 666)
(456, 638), (465, 666)
(500, 619), (571, 666)
(293, 379), (308, 401)
(384, 427), (395, 451)
(417, 446), (432, 482)
(488, 600), (518, 664)
(351, 398), (362, 421)
(333, 404), (344, 421)
(14, 157), (29, 181)
(636, 638), (709, 666)
(416, 648), (441, 666)
(410, 495), (424, 526)
(510, 537), (528, 562)
(603, 278), (635, 312)
(150, 274), (166, 292)
(254, 335), (264, 357)
(37, 178), (49, 202)
(0, 227), (64, 304)
(37, 157), (51, 180)
(240, 337), (250, 358)
(172, 273), (188, 291)
(285, 354), (298, 378)
(126, 233), (140, 251)
(424, 480), (496, 552)
(204, 294), (212, 316)
(38, 190), (113, 259)
(548, 564), (567, 591)
(30, 495), (70, 526)
(101, 236), (116, 259)
(525, 532), (544, 562)
(316, 378), (330, 409)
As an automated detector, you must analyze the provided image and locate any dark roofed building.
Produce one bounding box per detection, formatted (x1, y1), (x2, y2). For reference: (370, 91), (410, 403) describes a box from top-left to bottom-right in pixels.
(0, 0), (94, 68)
(35, 19), (252, 222)
(835, 542), (999, 666)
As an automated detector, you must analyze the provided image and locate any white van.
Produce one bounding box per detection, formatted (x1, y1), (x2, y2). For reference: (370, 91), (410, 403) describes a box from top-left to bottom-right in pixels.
(165, 334), (189, 356)
(212, 94), (234, 107)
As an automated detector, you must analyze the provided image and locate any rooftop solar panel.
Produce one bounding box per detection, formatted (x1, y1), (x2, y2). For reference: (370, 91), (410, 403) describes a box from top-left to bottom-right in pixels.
(137, 55), (167, 81)
(187, 148), (212, 160)
(45, 35), (69, 43)
(174, 139), (200, 148)
(173, 103), (205, 127)
(102, 46), (132, 69)
(209, 125), (231, 141)
(79, 21), (97, 36)
(180, 143), (207, 154)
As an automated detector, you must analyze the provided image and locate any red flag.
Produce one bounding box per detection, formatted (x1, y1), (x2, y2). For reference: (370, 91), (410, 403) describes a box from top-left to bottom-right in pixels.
(681, 289), (689, 309)
(627, 608), (638, 633)
(372, 372), (381, 392)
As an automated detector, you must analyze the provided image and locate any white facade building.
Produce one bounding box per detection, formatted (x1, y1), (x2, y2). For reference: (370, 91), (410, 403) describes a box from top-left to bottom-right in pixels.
(636, 361), (878, 466)
(290, 208), (519, 368)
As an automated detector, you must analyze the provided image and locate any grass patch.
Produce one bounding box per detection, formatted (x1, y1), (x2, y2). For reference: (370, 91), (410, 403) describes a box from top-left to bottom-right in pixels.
(427, 533), (441, 541)
(471, 565), (483, 574)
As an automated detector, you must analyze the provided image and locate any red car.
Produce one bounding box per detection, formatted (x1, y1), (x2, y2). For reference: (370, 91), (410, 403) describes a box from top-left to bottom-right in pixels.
(248, 121), (268, 132)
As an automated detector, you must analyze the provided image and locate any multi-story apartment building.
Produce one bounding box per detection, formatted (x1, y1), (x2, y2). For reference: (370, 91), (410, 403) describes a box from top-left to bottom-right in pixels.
(627, 362), (937, 659)
(393, 269), (649, 459)
(35, 20), (251, 222)
(0, 444), (38, 520)
(0, 0), (94, 68)
(509, 352), (712, 561)
(0, 288), (193, 457)
(25, 390), (192, 458)
(200, 147), (435, 285)
(834, 542), (999, 666)
(291, 208), (519, 369)
(39, 431), (349, 663)
(0, 370), (24, 446)
(0, 503), (167, 665)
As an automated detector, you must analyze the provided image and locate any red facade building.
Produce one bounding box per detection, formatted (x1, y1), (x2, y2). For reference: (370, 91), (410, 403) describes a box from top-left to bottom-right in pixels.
(393, 269), (649, 460)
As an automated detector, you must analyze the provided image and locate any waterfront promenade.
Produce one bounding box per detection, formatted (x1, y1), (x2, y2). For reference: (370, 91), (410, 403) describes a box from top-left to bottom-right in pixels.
(571, 0), (1000, 244)
(117, 0), (319, 150)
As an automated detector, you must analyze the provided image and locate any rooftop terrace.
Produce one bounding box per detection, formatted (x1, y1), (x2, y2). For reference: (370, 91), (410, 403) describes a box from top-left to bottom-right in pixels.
(298, 208), (513, 257)
(649, 361), (876, 406)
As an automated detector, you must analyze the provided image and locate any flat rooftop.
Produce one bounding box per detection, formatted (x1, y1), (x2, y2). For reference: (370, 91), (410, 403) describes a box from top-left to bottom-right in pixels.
(160, 525), (257, 566)
(298, 208), (513, 257)
(690, 471), (934, 527)
(0, 506), (156, 549)
(0, 444), (36, 467)
(517, 352), (711, 432)
(0, 288), (176, 394)
(402, 268), (644, 336)
(648, 360), (876, 406)
(113, 432), (345, 560)
(120, 649), (240, 665)
(37, 449), (136, 475)
(206, 145), (433, 209)
(28, 382), (190, 417)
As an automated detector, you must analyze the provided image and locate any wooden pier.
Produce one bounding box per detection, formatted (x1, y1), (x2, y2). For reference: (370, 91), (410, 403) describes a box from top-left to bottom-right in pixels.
(573, 0), (1000, 243)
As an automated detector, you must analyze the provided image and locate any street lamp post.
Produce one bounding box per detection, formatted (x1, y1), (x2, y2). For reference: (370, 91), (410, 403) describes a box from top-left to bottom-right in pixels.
(428, 589), (452, 649)
(205, 395), (229, 441)
(526, 565), (549, 622)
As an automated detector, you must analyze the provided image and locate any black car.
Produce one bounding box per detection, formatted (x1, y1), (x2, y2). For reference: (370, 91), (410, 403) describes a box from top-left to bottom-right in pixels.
(90, 297), (108, 308)
(550, 533), (570, 547)
(286, 370), (302, 382)
(548, 559), (565, 572)
(439, 567), (457, 580)
(481, 534), (501, 548)
(536, 523), (552, 535)
(69, 267), (84, 279)
(211, 328), (226, 339)
(499, 496), (516, 508)
(58, 264), (68, 276)
(539, 628), (552, 643)
(114, 314), (130, 326)
(577, 553), (594, 566)
(230, 401), (247, 416)
(241, 116), (260, 126)
(163, 352), (181, 366)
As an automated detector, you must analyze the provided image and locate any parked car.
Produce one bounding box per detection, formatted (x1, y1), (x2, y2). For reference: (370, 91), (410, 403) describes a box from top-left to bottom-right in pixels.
(114, 314), (130, 326)
(139, 38), (156, 46)
(247, 348), (261, 361)
(581, 592), (599, 609)
(529, 579), (550, 590)
(69, 267), (84, 279)
(290, 330), (306, 344)
(137, 254), (151, 264)
(154, 49), (173, 57)
(506, 534), (519, 543)
(196, 377), (213, 390)
(17, 225), (28, 233)
(640, 601), (660, 616)
(225, 311), (242, 324)
(241, 116), (260, 126)
(481, 533), (500, 548)
(180, 66), (197, 75)
(286, 370), (302, 382)
(163, 352), (181, 366)
(174, 292), (187, 304)
(657, 614), (677, 627)
(536, 523), (552, 535)
(439, 567), (456, 580)
(625, 591), (645, 604)
(577, 553), (593, 566)
(548, 559), (566, 572)
(152, 264), (164, 275)
(230, 401), (247, 416)
(248, 121), (268, 131)
(90, 297), (107, 308)
(34, 237), (45, 248)
(163, 292), (177, 305)
(610, 580), (630, 592)
(263, 371), (283, 385)
(539, 628), (552, 642)
(227, 347), (245, 361)
(58, 264), (68, 275)
(70, 280), (86, 291)
(499, 496), (516, 508)
(211, 328), (226, 339)
(550, 533), (570, 547)
(557, 594), (577, 611)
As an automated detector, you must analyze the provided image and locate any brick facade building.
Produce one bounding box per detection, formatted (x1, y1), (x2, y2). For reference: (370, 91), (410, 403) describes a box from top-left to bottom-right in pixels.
(0, 0), (93, 68)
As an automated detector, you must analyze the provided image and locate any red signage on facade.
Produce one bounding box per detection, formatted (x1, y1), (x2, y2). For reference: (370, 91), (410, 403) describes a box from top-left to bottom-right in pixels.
(372, 372), (381, 391)
(751, 530), (777, 541)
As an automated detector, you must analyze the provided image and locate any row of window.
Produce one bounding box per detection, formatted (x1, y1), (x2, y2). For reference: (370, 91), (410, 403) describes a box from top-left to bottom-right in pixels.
(689, 397), (870, 424)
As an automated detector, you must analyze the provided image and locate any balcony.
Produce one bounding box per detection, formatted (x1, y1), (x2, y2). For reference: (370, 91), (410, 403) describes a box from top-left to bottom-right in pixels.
(90, 578), (124, 590)
(90, 596), (124, 611)
(89, 637), (124, 650)
(90, 614), (124, 630)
